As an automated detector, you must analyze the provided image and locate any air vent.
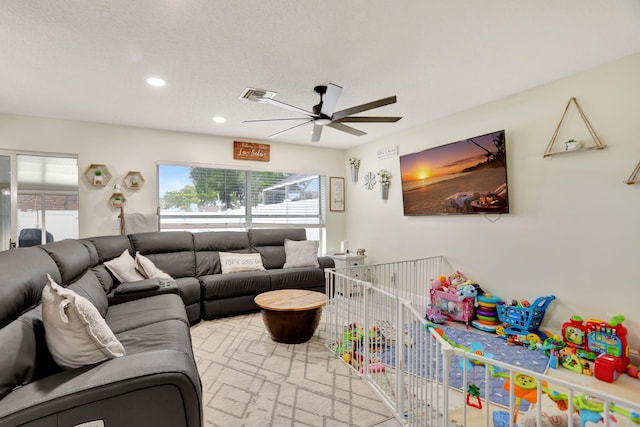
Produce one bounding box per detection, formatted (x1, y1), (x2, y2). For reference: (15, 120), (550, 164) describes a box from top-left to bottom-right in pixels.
(239, 87), (277, 102)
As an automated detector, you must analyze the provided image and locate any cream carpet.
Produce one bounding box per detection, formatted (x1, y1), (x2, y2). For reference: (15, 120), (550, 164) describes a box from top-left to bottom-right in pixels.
(190, 312), (397, 427)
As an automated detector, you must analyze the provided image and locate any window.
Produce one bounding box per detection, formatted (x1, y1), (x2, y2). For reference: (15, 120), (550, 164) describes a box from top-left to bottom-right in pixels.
(16, 155), (79, 247)
(158, 163), (326, 243)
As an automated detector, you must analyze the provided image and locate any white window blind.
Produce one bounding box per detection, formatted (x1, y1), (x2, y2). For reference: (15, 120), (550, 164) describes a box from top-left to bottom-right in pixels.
(158, 164), (325, 231)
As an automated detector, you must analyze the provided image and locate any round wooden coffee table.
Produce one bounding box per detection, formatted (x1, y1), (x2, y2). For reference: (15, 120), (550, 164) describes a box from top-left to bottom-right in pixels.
(254, 289), (326, 344)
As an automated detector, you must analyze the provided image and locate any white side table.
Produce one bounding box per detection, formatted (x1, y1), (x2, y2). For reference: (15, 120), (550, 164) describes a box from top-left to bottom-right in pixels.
(327, 254), (366, 280)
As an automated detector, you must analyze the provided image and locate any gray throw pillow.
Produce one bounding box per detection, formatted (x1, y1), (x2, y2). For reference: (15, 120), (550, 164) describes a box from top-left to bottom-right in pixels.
(283, 239), (319, 268)
(41, 274), (125, 369)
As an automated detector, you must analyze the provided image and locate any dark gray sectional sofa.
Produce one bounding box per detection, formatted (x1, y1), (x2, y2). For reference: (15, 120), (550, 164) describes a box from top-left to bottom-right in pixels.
(0, 228), (332, 427)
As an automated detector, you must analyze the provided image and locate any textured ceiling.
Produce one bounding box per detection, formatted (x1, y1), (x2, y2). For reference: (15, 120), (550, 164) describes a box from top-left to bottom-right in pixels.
(2, 1), (640, 149)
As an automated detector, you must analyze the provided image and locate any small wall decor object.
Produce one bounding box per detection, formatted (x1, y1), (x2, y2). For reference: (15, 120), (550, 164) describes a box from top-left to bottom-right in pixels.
(124, 171), (145, 190)
(363, 171), (376, 190)
(377, 146), (398, 160)
(624, 160), (640, 185)
(329, 177), (345, 212)
(233, 141), (270, 162)
(84, 163), (112, 187)
(543, 97), (606, 157)
(377, 169), (391, 200)
(347, 157), (360, 182)
(564, 139), (582, 151)
(109, 184), (126, 208)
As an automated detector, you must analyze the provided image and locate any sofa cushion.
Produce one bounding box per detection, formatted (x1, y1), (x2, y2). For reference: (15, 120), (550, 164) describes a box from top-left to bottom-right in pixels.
(107, 279), (179, 306)
(128, 232), (196, 278)
(267, 267), (325, 291)
(0, 309), (60, 399)
(193, 231), (251, 276)
(174, 277), (201, 307)
(67, 270), (109, 318)
(85, 235), (133, 264)
(135, 252), (173, 280)
(105, 249), (145, 283)
(200, 271), (270, 299)
(249, 228), (307, 269)
(105, 294), (189, 334)
(39, 240), (92, 286)
(41, 275), (125, 369)
(115, 319), (193, 359)
(219, 252), (265, 274)
(92, 263), (117, 294)
(0, 247), (61, 329)
(283, 239), (319, 268)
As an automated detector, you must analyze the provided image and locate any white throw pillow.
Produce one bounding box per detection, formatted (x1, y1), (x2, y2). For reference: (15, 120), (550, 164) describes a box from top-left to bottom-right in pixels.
(135, 252), (173, 281)
(283, 239), (319, 268)
(219, 252), (265, 274)
(104, 249), (145, 283)
(41, 274), (125, 369)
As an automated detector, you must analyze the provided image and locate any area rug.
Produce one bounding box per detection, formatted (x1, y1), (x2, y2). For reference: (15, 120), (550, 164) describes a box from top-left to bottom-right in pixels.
(443, 325), (549, 410)
(190, 312), (396, 426)
(380, 323), (549, 411)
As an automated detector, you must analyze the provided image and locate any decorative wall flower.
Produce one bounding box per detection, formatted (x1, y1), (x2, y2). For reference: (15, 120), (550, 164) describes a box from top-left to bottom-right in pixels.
(348, 157), (361, 168)
(377, 169), (391, 185)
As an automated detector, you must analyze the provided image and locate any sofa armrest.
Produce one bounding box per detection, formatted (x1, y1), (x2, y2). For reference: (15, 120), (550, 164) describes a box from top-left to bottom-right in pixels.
(318, 256), (335, 269)
(108, 279), (179, 305)
(0, 350), (202, 427)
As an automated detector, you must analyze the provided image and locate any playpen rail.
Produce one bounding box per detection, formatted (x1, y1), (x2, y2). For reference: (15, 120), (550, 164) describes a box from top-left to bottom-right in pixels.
(325, 260), (640, 427)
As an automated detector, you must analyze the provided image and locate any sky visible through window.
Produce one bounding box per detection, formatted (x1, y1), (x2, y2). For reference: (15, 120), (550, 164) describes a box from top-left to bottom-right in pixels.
(158, 165), (191, 198)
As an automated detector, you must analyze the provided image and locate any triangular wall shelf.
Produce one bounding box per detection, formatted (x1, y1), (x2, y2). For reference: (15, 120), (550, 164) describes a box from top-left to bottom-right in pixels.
(624, 161), (640, 185)
(543, 97), (607, 158)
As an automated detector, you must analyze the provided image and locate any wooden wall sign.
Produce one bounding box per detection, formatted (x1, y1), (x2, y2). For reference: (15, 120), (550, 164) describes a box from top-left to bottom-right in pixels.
(233, 141), (270, 162)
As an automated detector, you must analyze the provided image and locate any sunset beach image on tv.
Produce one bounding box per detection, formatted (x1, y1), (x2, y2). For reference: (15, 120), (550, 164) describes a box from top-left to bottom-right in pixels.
(399, 130), (509, 216)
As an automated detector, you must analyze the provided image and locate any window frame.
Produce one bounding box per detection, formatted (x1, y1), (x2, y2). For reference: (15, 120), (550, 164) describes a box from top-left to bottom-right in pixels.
(157, 161), (327, 232)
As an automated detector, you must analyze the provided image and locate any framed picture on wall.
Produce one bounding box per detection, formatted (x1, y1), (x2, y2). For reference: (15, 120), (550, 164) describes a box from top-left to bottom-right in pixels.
(330, 177), (345, 212)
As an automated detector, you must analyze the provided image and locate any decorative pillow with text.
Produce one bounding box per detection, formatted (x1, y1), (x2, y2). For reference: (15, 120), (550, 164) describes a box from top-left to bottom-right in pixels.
(219, 252), (265, 274)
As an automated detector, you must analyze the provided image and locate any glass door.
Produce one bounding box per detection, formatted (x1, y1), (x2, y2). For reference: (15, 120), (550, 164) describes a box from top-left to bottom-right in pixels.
(0, 151), (78, 251)
(0, 155), (12, 250)
(16, 155), (78, 247)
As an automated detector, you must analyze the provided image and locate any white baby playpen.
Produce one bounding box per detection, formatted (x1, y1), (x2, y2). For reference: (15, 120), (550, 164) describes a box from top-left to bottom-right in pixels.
(324, 257), (640, 427)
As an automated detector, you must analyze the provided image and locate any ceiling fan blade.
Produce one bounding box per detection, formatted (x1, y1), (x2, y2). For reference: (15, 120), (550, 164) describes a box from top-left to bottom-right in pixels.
(327, 122), (367, 137)
(320, 83), (342, 117)
(311, 124), (323, 142)
(332, 95), (397, 121)
(334, 116), (402, 123)
(258, 97), (318, 118)
(242, 117), (309, 123)
(269, 119), (313, 139)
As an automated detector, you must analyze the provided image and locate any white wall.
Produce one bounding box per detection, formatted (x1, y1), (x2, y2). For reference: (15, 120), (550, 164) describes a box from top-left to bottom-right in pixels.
(0, 116), (347, 250)
(1, 53), (638, 348)
(346, 53), (640, 347)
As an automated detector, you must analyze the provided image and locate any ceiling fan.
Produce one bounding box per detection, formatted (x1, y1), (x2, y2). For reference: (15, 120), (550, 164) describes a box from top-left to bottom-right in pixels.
(242, 83), (402, 142)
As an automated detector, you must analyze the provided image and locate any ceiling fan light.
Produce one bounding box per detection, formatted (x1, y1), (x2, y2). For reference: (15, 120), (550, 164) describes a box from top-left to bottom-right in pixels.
(315, 118), (331, 126)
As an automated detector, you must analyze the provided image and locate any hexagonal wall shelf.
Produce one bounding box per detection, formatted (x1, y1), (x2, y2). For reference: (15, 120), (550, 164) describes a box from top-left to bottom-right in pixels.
(84, 163), (112, 187)
(123, 171), (145, 190)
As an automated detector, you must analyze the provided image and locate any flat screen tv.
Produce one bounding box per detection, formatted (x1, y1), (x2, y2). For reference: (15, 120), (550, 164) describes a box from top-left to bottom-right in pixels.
(399, 129), (509, 216)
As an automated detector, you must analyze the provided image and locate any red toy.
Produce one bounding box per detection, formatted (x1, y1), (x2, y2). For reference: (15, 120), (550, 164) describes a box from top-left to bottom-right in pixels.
(560, 314), (630, 382)
(595, 353), (627, 383)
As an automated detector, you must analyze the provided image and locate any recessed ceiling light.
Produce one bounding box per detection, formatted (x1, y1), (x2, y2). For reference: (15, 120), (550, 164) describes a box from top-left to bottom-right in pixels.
(212, 116), (227, 124)
(146, 77), (166, 87)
